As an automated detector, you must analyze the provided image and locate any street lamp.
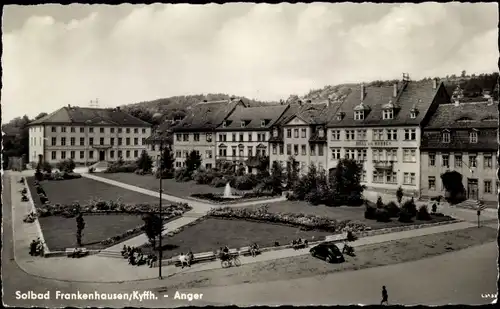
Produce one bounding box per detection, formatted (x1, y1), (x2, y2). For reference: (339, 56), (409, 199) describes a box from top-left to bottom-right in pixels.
(151, 128), (164, 279)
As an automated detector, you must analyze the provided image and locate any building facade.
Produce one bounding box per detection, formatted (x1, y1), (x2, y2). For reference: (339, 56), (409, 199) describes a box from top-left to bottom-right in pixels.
(326, 77), (450, 197)
(214, 105), (289, 173)
(171, 99), (245, 169)
(28, 105), (152, 165)
(420, 99), (498, 202)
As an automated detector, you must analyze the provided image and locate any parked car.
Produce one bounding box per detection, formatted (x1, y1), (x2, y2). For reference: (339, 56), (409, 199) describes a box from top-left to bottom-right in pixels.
(310, 243), (345, 263)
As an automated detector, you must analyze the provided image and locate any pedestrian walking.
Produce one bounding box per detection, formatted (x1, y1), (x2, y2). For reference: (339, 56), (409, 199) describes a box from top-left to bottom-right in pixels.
(381, 286), (388, 305)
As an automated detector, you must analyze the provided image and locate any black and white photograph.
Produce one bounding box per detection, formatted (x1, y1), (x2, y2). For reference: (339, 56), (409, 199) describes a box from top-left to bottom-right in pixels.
(1, 2), (498, 307)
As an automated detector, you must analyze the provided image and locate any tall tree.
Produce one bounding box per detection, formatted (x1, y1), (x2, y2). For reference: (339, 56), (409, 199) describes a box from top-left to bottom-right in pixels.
(285, 156), (300, 190)
(76, 213), (85, 247)
(332, 159), (364, 206)
(185, 150), (202, 173)
(161, 147), (175, 171)
(136, 150), (153, 172)
(266, 161), (285, 195)
(142, 213), (163, 249)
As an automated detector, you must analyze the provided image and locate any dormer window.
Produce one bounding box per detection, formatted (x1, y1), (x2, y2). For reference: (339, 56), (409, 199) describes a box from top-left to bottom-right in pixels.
(354, 102), (369, 120)
(240, 121), (246, 128)
(469, 130), (478, 143)
(354, 111), (364, 120)
(410, 110), (417, 119)
(383, 109), (394, 120)
(318, 128), (324, 138)
(273, 128), (278, 137)
(336, 111), (345, 121)
(222, 121), (227, 128)
(260, 120), (266, 127)
(442, 131), (450, 143)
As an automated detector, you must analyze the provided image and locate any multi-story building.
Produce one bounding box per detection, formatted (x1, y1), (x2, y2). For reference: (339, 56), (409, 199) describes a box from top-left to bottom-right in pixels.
(27, 105), (152, 165)
(215, 104), (290, 173)
(171, 99), (245, 169)
(420, 98), (498, 202)
(269, 101), (342, 174)
(326, 76), (450, 197)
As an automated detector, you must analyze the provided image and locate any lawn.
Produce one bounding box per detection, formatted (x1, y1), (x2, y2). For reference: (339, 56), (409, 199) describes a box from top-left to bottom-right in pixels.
(164, 226), (498, 289)
(96, 173), (253, 198)
(39, 214), (144, 251)
(141, 217), (332, 258)
(242, 200), (454, 231)
(27, 176), (159, 207)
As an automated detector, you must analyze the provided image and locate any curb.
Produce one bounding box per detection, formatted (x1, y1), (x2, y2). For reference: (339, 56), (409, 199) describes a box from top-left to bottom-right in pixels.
(23, 176), (51, 255)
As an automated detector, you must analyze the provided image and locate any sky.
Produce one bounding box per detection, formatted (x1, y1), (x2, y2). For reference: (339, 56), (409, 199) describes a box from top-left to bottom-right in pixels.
(1, 3), (498, 122)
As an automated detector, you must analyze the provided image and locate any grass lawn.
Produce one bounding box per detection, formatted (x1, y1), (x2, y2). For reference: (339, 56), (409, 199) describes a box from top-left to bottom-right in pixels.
(141, 218), (332, 258)
(27, 176), (159, 207)
(40, 214), (144, 251)
(164, 226), (498, 289)
(96, 173), (253, 198)
(242, 200), (454, 230)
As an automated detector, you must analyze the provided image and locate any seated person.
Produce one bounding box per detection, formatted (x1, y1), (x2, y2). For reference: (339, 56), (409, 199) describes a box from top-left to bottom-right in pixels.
(121, 245), (127, 256)
(187, 251), (194, 266)
(304, 240), (308, 247)
(128, 254), (136, 265)
(149, 255), (157, 268)
(250, 243), (259, 257)
(29, 240), (37, 256)
(178, 253), (189, 268)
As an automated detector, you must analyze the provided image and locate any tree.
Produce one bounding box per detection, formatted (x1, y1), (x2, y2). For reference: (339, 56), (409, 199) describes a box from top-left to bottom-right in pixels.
(185, 150), (202, 173)
(142, 213), (163, 249)
(161, 147), (175, 171)
(285, 156), (300, 190)
(76, 213), (85, 247)
(461, 70), (467, 78)
(441, 171), (466, 204)
(136, 150), (153, 172)
(396, 186), (404, 205)
(256, 155), (270, 178)
(332, 159), (365, 206)
(267, 161), (285, 195)
(56, 158), (75, 173)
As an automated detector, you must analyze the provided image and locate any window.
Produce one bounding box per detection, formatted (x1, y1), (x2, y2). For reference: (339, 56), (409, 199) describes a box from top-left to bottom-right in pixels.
(404, 129), (417, 141)
(220, 134), (227, 142)
(372, 149), (382, 162)
(273, 129), (278, 137)
(80, 127), (85, 133)
(357, 149), (367, 161)
(386, 172), (397, 184)
(71, 127), (75, 133)
(206, 150), (213, 159)
(52, 126), (56, 132)
(286, 144), (291, 155)
(51, 137), (56, 146)
(310, 145), (316, 156)
(301, 128), (306, 138)
(356, 130), (367, 140)
(318, 129), (324, 138)
(240, 121), (246, 128)
(383, 109), (394, 120)
(80, 151), (84, 159)
(222, 121), (227, 128)
(118, 128), (122, 133)
(410, 111), (417, 119)
(69, 151), (75, 159)
(61, 127), (66, 133)
(301, 145), (306, 155)
(61, 137), (66, 146)
(126, 150), (130, 158)
(279, 145), (284, 155)
(61, 151), (66, 159)
(89, 127), (94, 133)
(176, 151), (181, 158)
(387, 149), (398, 162)
(206, 133), (212, 142)
(354, 111), (364, 120)
(126, 138), (130, 145)
(142, 138), (146, 145)
(361, 170), (367, 182)
(442, 132), (450, 143)
(100, 137), (105, 145)
(272, 144), (277, 155)
(455, 153), (462, 167)
(373, 171), (383, 183)
(345, 149), (356, 159)
(286, 129), (292, 138)
(110, 150), (114, 158)
(70, 137), (75, 146)
(404, 172), (416, 185)
(248, 133), (253, 142)
(134, 128), (138, 134)
(118, 138), (122, 145)
(442, 153), (449, 167)
(118, 150), (122, 158)
(194, 134), (200, 142)
(429, 153), (436, 166)
(484, 180), (492, 193)
(176, 134), (182, 142)
(345, 130), (355, 140)
(428, 176), (436, 190)
(100, 127), (105, 133)
(294, 129), (299, 138)
(142, 128), (146, 134)
(126, 128), (130, 134)
(386, 129), (397, 141)
(469, 131), (478, 143)
(469, 154), (477, 167)
(232, 133), (237, 142)
(248, 147), (253, 157)
(373, 129), (384, 141)
(111, 128), (115, 133)
(294, 145), (299, 156)
(484, 154), (493, 168)
(134, 150), (138, 158)
(51, 151), (56, 160)
(331, 130), (341, 140)
(239, 134), (244, 142)
(183, 134), (189, 142)
(318, 145), (324, 156)
(133, 137), (138, 145)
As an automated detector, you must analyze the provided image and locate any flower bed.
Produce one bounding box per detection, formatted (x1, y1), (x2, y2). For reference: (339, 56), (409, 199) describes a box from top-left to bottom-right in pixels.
(206, 205), (368, 233)
(41, 171), (82, 181)
(191, 192), (277, 203)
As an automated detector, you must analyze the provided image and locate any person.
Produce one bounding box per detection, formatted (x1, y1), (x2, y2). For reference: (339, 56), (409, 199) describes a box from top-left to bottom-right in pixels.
(187, 251), (194, 267)
(221, 246), (230, 261)
(179, 253), (188, 269)
(29, 240), (37, 256)
(149, 255), (157, 268)
(250, 243), (259, 257)
(121, 245), (127, 256)
(381, 286), (388, 305)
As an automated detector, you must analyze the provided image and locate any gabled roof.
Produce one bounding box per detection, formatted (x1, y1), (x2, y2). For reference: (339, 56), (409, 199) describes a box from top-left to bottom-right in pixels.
(282, 101), (343, 126)
(327, 80), (444, 127)
(173, 99), (245, 132)
(28, 106), (151, 127)
(217, 105), (288, 130)
(424, 101), (498, 129)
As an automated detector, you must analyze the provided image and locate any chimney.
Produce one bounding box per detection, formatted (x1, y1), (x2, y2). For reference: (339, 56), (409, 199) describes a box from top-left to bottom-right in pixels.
(360, 84), (365, 101)
(432, 78), (437, 90)
(68, 104), (71, 108)
(488, 97), (494, 105)
(393, 83), (398, 97)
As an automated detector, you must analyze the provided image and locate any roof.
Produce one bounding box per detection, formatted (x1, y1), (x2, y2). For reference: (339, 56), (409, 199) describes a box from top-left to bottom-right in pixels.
(28, 106), (152, 127)
(327, 80), (444, 128)
(424, 101), (498, 129)
(217, 105), (288, 131)
(421, 129), (497, 151)
(283, 101), (343, 126)
(172, 99), (245, 132)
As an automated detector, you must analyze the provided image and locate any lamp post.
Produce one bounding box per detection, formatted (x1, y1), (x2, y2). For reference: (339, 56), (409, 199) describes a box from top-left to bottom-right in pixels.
(153, 128), (164, 279)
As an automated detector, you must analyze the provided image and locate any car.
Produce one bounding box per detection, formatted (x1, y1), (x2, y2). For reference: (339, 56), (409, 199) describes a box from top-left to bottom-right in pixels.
(309, 243), (345, 263)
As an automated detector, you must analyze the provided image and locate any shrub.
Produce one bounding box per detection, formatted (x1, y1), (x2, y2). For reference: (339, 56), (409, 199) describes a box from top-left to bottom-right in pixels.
(211, 177), (227, 188)
(155, 169), (174, 179)
(105, 161), (137, 173)
(364, 204), (377, 220)
(398, 209), (413, 223)
(88, 167), (95, 173)
(416, 205), (432, 221)
(41, 162), (53, 173)
(376, 196), (384, 208)
(384, 201), (400, 218)
(431, 203), (437, 213)
(174, 167), (192, 182)
(56, 159), (76, 173)
(62, 172), (82, 180)
(401, 198), (417, 217)
(234, 175), (257, 191)
(375, 208), (391, 222)
(305, 190), (321, 206)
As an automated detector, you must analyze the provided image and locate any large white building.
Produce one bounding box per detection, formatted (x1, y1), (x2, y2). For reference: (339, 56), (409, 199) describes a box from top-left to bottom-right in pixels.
(28, 105), (152, 165)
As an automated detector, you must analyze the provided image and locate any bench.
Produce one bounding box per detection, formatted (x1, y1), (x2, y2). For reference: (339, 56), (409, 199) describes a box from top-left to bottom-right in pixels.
(66, 248), (88, 258)
(239, 246), (251, 256)
(174, 252), (216, 267)
(324, 232), (349, 243)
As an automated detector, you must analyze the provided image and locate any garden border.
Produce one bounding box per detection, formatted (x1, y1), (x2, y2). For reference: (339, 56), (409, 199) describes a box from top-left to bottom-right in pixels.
(24, 176), (51, 255)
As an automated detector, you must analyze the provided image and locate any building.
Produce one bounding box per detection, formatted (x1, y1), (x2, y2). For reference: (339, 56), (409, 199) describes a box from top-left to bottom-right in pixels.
(171, 99), (245, 169)
(27, 105), (152, 165)
(269, 101), (341, 174)
(420, 97), (498, 202)
(214, 104), (290, 173)
(326, 76), (450, 197)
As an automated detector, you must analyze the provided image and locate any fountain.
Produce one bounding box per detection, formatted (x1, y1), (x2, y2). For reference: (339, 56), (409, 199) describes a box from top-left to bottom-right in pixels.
(223, 182), (241, 199)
